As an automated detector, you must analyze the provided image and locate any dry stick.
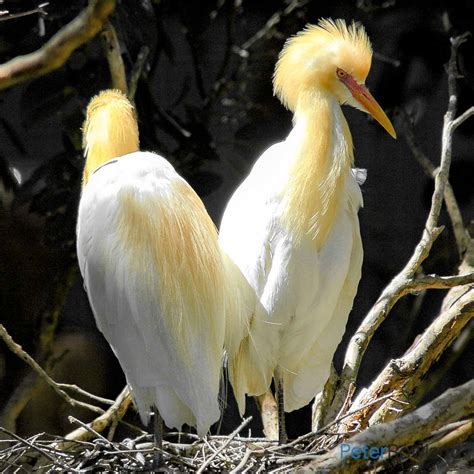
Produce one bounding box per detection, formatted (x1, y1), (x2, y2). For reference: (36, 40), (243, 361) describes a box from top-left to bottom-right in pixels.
(365, 287), (474, 426)
(323, 32), (472, 420)
(0, 3), (49, 22)
(0, 427), (77, 473)
(427, 418), (474, 452)
(68, 416), (143, 466)
(304, 379), (474, 473)
(413, 320), (473, 404)
(128, 46), (150, 101)
(0, 0), (115, 90)
(57, 383), (115, 405)
(401, 111), (470, 257)
(58, 385), (131, 449)
(0, 324), (104, 416)
(196, 417), (252, 474)
(262, 392), (395, 455)
(1, 265), (78, 432)
(229, 447), (252, 473)
(239, 0), (310, 52)
(101, 19), (127, 93)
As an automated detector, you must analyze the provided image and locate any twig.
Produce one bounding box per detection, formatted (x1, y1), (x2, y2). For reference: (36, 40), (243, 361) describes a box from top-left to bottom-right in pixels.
(57, 386), (131, 448)
(323, 32), (472, 419)
(0, 0), (115, 90)
(413, 321), (473, 402)
(305, 379), (474, 473)
(0, 3), (49, 22)
(101, 19), (127, 93)
(230, 447), (252, 473)
(57, 383), (115, 405)
(404, 272), (474, 293)
(401, 108), (470, 256)
(239, 0), (310, 52)
(427, 418), (474, 452)
(350, 286), (473, 427)
(0, 427), (77, 472)
(1, 265), (78, 431)
(196, 417), (252, 473)
(128, 46), (150, 101)
(0, 323), (104, 418)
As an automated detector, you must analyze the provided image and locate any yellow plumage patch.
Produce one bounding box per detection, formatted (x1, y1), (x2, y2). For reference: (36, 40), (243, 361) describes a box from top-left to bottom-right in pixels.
(117, 180), (225, 362)
(281, 94), (353, 248)
(82, 90), (139, 186)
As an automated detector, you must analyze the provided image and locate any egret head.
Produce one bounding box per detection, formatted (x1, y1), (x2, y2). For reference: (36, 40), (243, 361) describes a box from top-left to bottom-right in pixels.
(273, 19), (396, 138)
(82, 90), (140, 184)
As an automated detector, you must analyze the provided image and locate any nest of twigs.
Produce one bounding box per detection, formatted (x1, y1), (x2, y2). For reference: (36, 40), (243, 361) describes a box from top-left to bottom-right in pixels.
(2, 416), (474, 473)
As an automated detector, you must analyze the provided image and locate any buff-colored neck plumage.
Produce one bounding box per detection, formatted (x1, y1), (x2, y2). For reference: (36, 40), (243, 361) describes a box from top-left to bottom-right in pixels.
(273, 19), (371, 248)
(283, 91), (353, 248)
(82, 89), (139, 186)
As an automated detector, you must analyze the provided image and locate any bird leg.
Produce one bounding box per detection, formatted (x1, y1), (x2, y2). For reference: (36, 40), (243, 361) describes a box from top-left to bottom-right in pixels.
(256, 391), (279, 440)
(150, 406), (163, 469)
(275, 369), (287, 444)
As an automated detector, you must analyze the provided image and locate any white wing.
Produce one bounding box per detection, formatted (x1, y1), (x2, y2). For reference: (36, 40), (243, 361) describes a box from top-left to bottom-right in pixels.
(77, 151), (225, 435)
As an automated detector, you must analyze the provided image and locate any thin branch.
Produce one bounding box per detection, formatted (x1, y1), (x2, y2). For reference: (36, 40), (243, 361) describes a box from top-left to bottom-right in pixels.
(56, 386), (131, 449)
(0, 323), (104, 418)
(1, 266), (78, 431)
(0, 3), (49, 22)
(323, 32), (472, 418)
(128, 45), (150, 101)
(348, 286), (474, 427)
(0, 0), (116, 90)
(451, 105), (474, 130)
(427, 418), (474, 452)
(401, 108), (470, 256)
(57, 383), (115, 406)
(101, 19), (127, 93)
(239, 0), (310, 52)
(0, 427), (77, 472)
(305, 379), (474, 473)
(404, 272), (474, 293)
(196, 417), (252, 474)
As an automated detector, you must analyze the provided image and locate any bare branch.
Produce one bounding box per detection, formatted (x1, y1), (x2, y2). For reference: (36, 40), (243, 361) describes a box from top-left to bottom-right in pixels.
(348, 286), (473, 427)
(401, 109), (470, 256)
(451, 105), (474, 130)
(0, 3), (49, 22)
(56, 386), (131, 449)
(128, 46), (150, 101)
(196, 417), (252, 473)
(101, 19), (127, 93)
(322, 32), (474, 418)
(306, 379), (474, 473)
(238, 0), (310, 52)
(0, 324), (104, 418)
(0, 0), (115, 90)
(404, 272), (474, 293)
(0, 426), (78, 472)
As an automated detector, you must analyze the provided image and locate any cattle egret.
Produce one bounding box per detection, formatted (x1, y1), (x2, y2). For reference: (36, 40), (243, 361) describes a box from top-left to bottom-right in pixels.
(76, 90), (275, 457)
(219, 19), (396, 442)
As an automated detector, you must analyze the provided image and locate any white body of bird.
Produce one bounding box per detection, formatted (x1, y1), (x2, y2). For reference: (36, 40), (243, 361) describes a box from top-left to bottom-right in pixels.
(219, 19), (395, 413)
(77, 90), (275, 436)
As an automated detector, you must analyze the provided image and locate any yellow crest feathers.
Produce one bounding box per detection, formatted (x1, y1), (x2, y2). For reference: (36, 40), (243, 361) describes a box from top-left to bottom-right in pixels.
(82, 89), (140, 185)
(274, 18), (373, 111)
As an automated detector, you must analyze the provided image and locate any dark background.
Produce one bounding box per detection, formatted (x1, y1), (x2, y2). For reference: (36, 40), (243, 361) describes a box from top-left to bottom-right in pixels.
(0, 0), (473, 438)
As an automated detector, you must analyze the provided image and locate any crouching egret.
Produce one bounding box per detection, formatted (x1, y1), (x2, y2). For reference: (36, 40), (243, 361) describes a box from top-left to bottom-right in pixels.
(76, 90), (275, 456)
(219, 19), (396, 442)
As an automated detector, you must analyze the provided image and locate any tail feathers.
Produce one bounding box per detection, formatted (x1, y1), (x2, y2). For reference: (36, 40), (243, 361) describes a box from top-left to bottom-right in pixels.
(228, 302), (276, 416)
(223, 255), (277, 415)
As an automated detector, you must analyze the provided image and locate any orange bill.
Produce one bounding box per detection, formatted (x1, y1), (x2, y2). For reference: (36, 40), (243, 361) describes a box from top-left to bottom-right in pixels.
(341, 74), (397, 139)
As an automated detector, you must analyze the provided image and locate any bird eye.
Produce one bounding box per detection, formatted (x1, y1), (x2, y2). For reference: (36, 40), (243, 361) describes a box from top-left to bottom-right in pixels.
(336, 68), (347, 79)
